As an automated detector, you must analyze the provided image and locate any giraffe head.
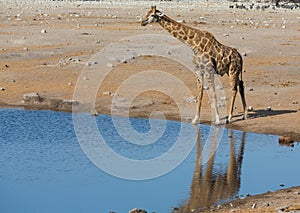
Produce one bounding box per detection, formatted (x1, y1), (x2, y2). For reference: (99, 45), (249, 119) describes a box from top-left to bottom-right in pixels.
(141, 6), (164, 26)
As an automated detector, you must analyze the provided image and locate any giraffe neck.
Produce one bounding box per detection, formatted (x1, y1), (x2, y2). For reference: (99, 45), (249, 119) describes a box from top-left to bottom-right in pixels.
(158, 15), (200, 51)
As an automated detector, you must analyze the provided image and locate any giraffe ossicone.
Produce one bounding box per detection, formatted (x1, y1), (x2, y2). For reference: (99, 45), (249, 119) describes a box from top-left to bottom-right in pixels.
(141, 6), (248, 124)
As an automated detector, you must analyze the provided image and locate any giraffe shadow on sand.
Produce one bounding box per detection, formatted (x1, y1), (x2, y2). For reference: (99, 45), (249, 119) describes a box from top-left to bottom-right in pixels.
(227, 109), (297, 124)
(248, 109), (297, 119)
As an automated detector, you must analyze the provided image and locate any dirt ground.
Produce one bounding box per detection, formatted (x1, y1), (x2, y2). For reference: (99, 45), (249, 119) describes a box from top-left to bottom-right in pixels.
(0, 1), (299, 212)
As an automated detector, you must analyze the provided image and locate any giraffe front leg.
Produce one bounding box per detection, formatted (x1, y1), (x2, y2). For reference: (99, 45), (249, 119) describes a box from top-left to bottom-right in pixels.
(227, 88), (237, 123)
(192, 75), (203, 125)
(206, 73), (220, 125)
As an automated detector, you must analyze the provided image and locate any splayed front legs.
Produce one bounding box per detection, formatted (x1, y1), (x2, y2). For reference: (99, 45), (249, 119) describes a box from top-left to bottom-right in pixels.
(192, 71), (220, 125)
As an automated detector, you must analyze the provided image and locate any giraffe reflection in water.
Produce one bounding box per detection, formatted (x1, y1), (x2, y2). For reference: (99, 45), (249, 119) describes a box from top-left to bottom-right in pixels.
(176, 126), (246, 212)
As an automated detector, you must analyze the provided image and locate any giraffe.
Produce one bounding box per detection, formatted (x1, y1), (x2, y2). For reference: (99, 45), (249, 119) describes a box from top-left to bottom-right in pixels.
(141, 6), (247, 124)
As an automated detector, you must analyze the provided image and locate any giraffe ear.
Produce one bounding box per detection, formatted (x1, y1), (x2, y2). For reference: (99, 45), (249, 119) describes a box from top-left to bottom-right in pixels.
(151, 5), (156, 11)
(157, 11), (164, 17)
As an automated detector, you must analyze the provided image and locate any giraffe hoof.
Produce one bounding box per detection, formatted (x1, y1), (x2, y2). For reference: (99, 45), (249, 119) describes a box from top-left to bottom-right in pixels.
(226, 117), (231, 124)
(191, 118), (200, 125)
(215, 119), (221, 125)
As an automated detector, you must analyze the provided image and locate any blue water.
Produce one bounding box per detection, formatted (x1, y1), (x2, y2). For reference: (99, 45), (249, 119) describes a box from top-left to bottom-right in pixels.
(0, 108), (299, 213)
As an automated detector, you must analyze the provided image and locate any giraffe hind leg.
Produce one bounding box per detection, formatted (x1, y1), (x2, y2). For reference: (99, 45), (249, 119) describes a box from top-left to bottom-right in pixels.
(227, 87), (237, 123)
(239, 80), (248, 120)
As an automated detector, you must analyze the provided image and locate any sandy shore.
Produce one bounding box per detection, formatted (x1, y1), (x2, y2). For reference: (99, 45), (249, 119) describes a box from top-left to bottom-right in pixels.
(0, 0), (299, 212)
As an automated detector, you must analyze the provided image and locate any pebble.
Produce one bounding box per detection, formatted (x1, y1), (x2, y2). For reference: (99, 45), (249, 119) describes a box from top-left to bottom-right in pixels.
(292, 100), (298, 104)
(248, 87), (254, 91)
(83, 76), (88, 80)
(41, 29), (47, 33)
(217, 101), (225, 107)
(11, 79), (16, 82)
(242, 52), (247, 56)
(107, 63), (115, 68)
(23, 47), (29, 51)
(252, 203), (257, 209)
(0, 87), (5, 91)
(266, 106), (272, 111)
(248, 106), (254, 111)
(68, 82), (73, 86)
(23, 92), (41, 103)
(62, 99), (79, 105)
(95, 40), (101, 44)
(186, 96), (196, 103)
(103, 91), (111, 95)
(110, 93), (119, 97)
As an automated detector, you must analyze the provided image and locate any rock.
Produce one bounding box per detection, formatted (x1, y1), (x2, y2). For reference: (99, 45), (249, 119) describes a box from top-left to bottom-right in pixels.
(23, 47), (29, 51)
(107, 63), (115, 68)
(252, 203), (257, 209)
(62, 99), (79, 106)
(113, 98), (154, 111)
(103, 91), (111, 96)
(248, 106), (254, 111)
(292, 100), (298, 104)
(279, 136), (294, 144)
(23, 92), (42, 103)
(266, 106), (272, 111)
(83, 76), (88, 80)
(242, 52), (247, 56)
(248, 87), (254, 91)
(0, 87), (5, 91)
(41, 29), (47, 33)
(185, 96), (196, 103)
(217, 102), (225, 107)
(68, 82), (73, 86)
(129, 208), (147, 213)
